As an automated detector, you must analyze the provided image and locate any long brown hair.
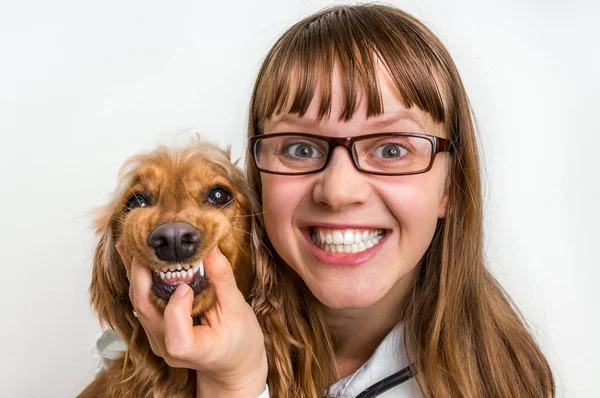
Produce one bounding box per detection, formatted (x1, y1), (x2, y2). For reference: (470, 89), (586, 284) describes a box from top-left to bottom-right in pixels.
(246, 4), (554, 397)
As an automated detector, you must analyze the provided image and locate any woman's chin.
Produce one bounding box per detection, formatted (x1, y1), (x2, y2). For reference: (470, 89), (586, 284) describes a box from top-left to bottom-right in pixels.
(310, 284), (387, 310)
(304, 270), (413, 312)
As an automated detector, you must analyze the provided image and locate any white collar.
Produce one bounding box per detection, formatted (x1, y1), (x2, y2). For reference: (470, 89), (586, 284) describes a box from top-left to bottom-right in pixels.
(328, 322), (421, 397)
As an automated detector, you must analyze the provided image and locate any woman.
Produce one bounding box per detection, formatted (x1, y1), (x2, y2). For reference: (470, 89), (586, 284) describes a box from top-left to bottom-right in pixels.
(120, 4), (555, 397)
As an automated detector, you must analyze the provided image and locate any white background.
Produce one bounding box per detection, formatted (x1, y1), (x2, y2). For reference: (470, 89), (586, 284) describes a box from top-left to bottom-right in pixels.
(1, 0), (598, 396)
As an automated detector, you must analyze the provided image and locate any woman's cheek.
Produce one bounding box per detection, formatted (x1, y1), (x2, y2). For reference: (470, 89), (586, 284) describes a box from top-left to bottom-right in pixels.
(380, 181), (443, 235)
(260, 174), (307, 263)
(262, 175), (295, 222)
(261, 180), (283, 242)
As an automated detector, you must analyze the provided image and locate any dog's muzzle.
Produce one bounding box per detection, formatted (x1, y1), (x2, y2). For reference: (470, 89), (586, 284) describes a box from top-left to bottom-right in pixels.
(147, 221), (209, 301)
(147, 221), (201, 262)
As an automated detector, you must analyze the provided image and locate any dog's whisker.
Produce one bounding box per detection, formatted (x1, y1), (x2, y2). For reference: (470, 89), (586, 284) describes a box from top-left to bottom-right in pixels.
(228, 208), (272, 219)
(127, 187), (144, 209)
(111, 216), (127, 229)
(229, 225), (273, 257)
(118, 203), (131, 211)
(218, 200), (234, 209)
(223, 176), (262, 209)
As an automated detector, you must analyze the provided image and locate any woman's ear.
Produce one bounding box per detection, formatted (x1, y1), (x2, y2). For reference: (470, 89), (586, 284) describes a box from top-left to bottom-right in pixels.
(438, 193), (449, 218)
(438, 158), (452, 219)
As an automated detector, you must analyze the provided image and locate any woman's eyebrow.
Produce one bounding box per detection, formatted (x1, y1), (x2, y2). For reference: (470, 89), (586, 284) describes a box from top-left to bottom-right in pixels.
(367, 111), (424, 130)
(268, 111), (424, 130)
(268, 114), (320, 129)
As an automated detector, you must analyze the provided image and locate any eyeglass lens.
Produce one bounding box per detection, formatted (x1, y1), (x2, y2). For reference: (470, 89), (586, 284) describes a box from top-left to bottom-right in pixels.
(254, 134), (433, 175)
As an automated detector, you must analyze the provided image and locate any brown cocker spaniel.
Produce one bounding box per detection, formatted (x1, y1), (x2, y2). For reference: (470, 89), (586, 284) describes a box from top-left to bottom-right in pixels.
(79, 139), (257, 397)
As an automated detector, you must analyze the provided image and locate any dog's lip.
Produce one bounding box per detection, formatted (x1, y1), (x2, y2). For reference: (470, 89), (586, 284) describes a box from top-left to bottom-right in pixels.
(151, 270), (209, 301)
(152, 260), (204, 274)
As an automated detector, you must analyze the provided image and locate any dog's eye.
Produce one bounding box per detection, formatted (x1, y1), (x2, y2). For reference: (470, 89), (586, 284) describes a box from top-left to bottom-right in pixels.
(207, 187), (232, 207)
(124, 193), (149, 212)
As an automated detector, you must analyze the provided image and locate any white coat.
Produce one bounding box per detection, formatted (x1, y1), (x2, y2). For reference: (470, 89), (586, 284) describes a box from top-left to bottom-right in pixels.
(93, 322), (421, 398)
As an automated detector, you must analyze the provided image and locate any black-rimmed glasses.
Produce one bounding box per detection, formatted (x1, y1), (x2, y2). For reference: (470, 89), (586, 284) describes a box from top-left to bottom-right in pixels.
(248, 132), (453, 176)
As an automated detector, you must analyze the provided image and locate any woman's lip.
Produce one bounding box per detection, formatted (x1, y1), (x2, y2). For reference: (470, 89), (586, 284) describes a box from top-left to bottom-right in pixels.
(299, 222), (389, 230)
(300, 228), (389, 267)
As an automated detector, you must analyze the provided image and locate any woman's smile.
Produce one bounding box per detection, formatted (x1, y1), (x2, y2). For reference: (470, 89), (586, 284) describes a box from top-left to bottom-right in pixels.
(300, 224), (391, 266)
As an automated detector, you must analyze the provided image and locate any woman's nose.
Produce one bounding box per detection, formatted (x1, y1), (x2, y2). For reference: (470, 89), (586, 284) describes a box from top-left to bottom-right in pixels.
(312, 147), (370, 211)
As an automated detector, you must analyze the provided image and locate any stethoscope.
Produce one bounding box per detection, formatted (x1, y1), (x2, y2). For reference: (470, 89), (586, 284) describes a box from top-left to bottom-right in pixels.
(354, 365), (414, 398)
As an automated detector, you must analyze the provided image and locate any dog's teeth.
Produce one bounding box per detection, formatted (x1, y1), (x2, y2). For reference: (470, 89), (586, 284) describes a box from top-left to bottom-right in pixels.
(160, 271), (165, 280)
(176, 264), (182, 271)
(187, 268), (193, 278)
(166, 271), (172, 280)
(199, 260), (205, 277)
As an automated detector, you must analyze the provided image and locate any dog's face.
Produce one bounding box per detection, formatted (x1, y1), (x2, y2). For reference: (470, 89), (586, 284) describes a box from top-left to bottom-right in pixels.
(91, 142), (254, 323)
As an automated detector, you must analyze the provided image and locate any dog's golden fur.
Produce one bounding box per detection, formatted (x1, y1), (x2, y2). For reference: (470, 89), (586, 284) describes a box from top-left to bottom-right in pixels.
(79, 139), (257, 398)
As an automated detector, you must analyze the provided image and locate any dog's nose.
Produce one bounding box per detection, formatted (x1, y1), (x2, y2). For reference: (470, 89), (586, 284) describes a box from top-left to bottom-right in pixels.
(147, 222), (201, 262)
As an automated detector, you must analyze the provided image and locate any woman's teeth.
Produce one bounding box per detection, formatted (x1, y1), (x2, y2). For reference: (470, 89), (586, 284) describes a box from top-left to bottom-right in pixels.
(310, 228), (385, 253)
(155, 261), (204, 282)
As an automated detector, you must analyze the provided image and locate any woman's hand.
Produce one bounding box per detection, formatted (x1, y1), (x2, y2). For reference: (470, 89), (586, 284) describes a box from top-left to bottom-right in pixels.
(117, 244), (268, 398)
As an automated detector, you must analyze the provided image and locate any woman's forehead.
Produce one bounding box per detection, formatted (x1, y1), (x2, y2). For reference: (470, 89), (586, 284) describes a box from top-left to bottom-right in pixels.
(266, 108), (433, 132)
(264, 61), (444, 137)
(267, 97), (443, 135)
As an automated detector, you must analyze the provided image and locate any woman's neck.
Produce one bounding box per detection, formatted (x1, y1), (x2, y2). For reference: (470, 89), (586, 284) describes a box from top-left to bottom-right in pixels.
(324, 273), (414, 380)
(326, 308), (399, 380)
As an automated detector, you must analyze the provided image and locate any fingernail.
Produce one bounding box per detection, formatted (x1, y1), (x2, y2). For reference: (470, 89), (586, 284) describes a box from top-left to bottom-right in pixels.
(174, 284), (189, 298)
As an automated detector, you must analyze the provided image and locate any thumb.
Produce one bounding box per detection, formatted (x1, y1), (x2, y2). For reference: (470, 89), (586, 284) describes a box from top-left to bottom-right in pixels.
(115, 241), (133, 281)
(115, 242), (129, 266)
(163, 284), (198, 359)
(203, 246), (244, 311)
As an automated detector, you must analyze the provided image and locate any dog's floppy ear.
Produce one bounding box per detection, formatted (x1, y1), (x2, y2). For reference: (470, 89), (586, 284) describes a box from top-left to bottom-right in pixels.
(89, 199), (135, 341)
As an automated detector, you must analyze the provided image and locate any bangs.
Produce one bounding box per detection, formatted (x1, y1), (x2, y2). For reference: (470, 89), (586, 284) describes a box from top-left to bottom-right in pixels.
(251, 5), (449, 134)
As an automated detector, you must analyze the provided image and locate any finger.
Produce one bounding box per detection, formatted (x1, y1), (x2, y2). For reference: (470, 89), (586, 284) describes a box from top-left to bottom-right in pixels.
(128, 282), (160, 352)
(115, 242), (131, 280)
(163, 284), (216, 361)
(203, 246), (244, 312)
(117, 245), (166, 357)
(115, 242), (125, 259)
(115, 244), (148, 314)
(128, 260), (168, 356)
(129, 259), (163, 322)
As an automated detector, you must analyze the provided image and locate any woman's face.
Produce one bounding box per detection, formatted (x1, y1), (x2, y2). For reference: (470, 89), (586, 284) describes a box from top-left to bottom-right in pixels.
(261, 64), (449, 310)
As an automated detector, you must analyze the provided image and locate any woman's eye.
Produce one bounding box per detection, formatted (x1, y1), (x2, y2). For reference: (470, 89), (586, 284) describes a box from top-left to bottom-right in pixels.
(284, 142), (322, 159)
(207, 187), (232, 207)
(124, 194), (149, 212)
(374, 143), (408, 159)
